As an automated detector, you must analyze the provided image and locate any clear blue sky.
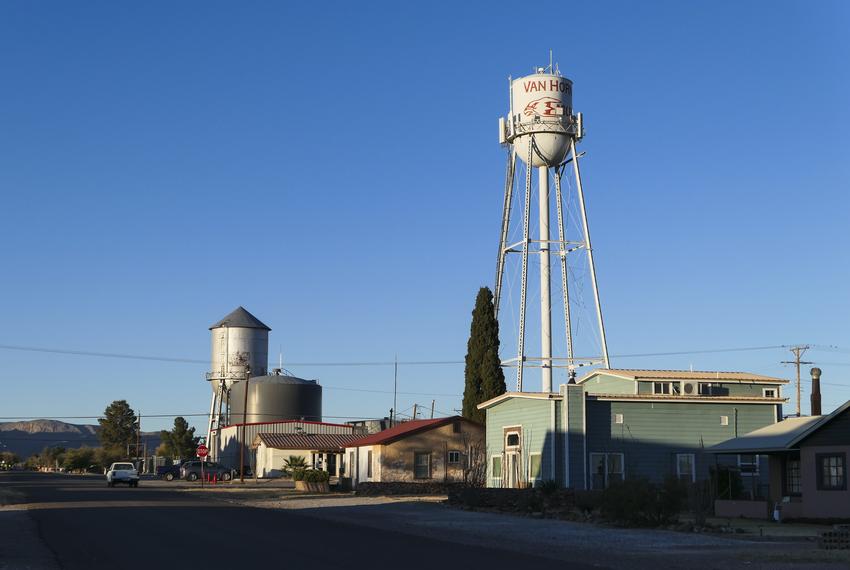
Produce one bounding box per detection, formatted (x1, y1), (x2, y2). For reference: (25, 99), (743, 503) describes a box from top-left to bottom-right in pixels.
(1, 1), (848, 432)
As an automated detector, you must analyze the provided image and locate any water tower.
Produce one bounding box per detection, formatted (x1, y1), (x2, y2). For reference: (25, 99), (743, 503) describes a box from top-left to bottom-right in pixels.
(204, 307), (323, 460)
(495, 61), (610, 392)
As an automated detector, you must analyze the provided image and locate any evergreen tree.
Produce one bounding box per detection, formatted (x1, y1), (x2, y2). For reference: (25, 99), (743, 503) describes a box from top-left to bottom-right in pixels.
(158, 416), (198, 459)
(98, 400), (137, 453)
(462, 287), (506, 424)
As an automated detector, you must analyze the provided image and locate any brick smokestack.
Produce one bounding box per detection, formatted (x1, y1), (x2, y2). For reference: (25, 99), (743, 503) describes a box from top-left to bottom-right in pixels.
(810, 367), (822, 416)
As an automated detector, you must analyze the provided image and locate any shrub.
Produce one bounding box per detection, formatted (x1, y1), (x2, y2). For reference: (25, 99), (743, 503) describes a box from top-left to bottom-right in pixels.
(291, 468), (306, 481)
(301, 469), (330, 483)
(599, 476), (685, 526)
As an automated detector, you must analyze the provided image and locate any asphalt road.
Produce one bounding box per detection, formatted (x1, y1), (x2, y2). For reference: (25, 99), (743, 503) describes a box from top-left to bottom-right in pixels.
(1, 472), (586, 570)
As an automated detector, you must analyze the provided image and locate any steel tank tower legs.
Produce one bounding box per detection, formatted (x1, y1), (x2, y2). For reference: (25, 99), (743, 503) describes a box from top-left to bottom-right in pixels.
(539, 165), (552, 393)
(495, 64), (610, 393)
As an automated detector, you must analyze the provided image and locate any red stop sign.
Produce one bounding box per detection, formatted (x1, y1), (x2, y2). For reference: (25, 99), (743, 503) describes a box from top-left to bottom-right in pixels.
(196, 444), (208, 458)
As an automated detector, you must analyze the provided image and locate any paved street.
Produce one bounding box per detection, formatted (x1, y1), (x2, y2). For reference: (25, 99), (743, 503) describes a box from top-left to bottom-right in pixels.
(3, 472), (848, 570)
(0, 472), (572, 570)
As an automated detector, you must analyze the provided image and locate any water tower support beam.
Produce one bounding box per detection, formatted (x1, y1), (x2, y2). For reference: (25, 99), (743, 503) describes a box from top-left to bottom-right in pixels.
(515, 137), (535, 391)
(570, 138), (610, 368)
(494, 150), (516, 319)
(554, 169), (574, 368)
(539, 165), (552, 393)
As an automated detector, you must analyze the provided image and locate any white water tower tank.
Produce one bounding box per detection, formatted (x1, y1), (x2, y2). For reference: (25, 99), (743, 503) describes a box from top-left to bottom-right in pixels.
(508, 70), (573, 167)
(208, 306), (270, 392)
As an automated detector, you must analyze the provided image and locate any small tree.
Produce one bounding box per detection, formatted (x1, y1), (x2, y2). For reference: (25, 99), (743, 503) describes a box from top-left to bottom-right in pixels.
(63, 447), (96, 473)
(461, 432), (486, 487)
(282, 455), (307, 478)
(462, 287), (506, 424)
(158, 417), (198, 459)
(98, 400), (137, 454)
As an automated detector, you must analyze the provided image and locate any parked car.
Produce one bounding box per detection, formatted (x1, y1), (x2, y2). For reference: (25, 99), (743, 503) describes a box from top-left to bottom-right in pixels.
(156, 464), (181, 481)
(106, 462), (140, 487)
(179, 460), (233, 481)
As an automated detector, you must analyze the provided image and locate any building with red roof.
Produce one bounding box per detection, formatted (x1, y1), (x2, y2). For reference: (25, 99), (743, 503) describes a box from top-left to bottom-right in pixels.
(344, 416), (484, 487)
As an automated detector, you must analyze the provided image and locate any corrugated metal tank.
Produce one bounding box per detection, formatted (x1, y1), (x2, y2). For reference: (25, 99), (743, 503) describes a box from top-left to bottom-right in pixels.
(228, 374), (322, 424)
(209, 307), (270, 392)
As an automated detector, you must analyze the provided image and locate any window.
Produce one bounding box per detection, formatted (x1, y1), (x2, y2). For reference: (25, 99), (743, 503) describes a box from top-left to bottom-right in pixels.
(491, 456), (502, 479)
(763, 388), (777, 398)
(529, 453), (542, 481)
(452, 421), (461, 434)
(676, 453), (696, 482)
(653, 382), (680, 395)
(589, 453), (624, 489)
(367, 450), (373, 479)
(414, 452), (431, 479)
(785, 456), (801, 495)
(720, 415), (729, 426)
(700, 383), (719, 396)
(738, 454), (760, 476)
(505, 432), (520, 448)
(817, 453), (846, 491)
(614, 413), (624, 425)
(447, 450), (461, 464)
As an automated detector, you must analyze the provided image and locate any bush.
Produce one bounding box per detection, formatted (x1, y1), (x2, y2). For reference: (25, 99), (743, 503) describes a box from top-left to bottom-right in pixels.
(599, 476), (685, 526)
(300, 469), (329, 483)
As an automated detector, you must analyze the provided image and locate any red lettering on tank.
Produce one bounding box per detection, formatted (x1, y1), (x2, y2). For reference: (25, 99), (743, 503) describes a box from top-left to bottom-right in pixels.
(550, 80), (559, 91)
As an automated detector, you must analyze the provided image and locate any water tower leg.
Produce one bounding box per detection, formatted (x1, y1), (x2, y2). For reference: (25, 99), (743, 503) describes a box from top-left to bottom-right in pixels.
(554, 169), (574, 369)
(539, 165), (552, 393)
(570, 138), (610, 368)
(494, 151), (516, 319)
(516, 138), (535, 391)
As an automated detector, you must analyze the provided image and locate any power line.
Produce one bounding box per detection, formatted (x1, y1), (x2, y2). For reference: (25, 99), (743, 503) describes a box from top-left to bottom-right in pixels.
(4, 342), (847, 368)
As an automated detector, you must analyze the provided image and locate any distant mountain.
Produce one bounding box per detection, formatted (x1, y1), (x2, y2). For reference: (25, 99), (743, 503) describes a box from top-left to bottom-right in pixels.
(0, 420), (161, 459)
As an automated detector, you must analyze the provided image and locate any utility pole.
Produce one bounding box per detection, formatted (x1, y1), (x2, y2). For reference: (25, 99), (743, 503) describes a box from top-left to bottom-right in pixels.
(782, 345), (812, 417)
(430, 400), (435, 419)
(240, 365), (251, 483)
(412, 403), (418, 420)
(136, 411), (141, 467)
(392, 355), (398, 427)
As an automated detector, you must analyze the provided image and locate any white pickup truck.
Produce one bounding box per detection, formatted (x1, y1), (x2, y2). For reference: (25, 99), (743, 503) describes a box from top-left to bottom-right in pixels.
(106, 462), (140, 487)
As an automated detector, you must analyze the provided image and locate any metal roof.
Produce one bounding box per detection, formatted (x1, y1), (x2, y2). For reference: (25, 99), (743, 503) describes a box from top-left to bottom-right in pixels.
(344, 417), (475, 448)
(709, 416), (823, 453)
(209, 306), (271, 331)
(252, 433), (361, 451)
(589, 393), (787, 403)
(579, 369), (788, 384)
(710, 401), (850, 454)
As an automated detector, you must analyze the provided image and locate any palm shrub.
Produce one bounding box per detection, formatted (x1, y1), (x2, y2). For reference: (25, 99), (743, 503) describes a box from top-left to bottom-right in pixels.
(282, 455), (307, 478)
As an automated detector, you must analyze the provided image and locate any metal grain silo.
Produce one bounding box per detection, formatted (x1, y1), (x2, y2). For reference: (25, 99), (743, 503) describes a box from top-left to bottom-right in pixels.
(229, 372), (322, 424)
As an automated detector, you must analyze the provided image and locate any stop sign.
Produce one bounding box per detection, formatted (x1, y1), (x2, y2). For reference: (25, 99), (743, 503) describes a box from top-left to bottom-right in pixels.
(196, 444), (209, 458)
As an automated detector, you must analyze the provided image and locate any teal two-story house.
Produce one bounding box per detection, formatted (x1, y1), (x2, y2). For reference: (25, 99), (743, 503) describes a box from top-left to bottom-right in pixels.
(478, 369), (787, 491)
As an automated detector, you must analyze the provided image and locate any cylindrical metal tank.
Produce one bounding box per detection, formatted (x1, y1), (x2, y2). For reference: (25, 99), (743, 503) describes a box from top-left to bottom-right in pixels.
(510, 71), (573, 167)
(209, 307), (270, 392)
(228, 374), (322, 424)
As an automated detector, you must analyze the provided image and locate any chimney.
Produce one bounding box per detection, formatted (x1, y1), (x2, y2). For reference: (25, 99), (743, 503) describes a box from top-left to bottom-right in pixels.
(810, 367), (822, 416)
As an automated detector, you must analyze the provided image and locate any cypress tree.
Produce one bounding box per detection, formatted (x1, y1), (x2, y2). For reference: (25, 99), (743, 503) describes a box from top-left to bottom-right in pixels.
(462, 287), (506, 424)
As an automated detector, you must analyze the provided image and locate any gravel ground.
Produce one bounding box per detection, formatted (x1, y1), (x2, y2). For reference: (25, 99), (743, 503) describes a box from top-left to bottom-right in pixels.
(205, 492), (848, 569)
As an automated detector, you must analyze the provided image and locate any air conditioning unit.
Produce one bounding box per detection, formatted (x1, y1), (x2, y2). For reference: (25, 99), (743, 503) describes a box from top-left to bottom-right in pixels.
(680, 381), (700, 396)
